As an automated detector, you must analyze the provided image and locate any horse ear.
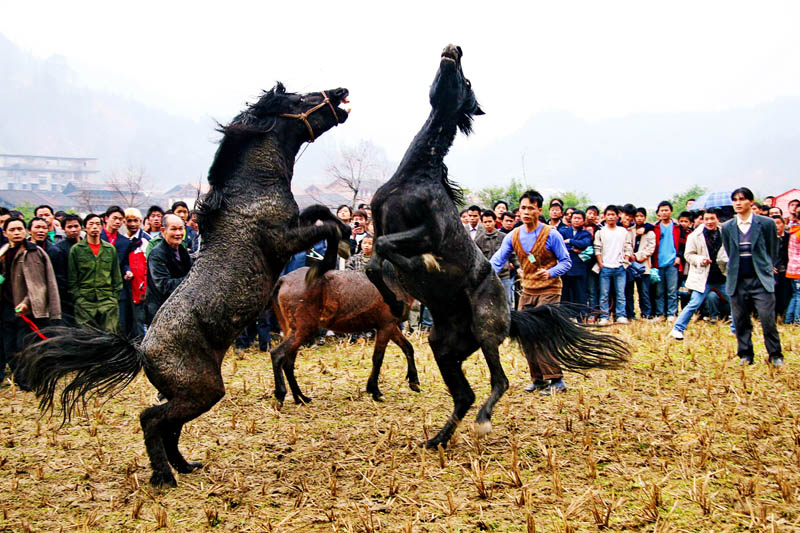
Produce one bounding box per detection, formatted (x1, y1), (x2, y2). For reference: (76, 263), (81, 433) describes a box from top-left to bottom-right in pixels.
(474, 105), (485, 116)
(275, 82), (286, 94)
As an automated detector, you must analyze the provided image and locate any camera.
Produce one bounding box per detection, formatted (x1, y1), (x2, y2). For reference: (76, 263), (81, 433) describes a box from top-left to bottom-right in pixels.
(353, 221), (360, 227)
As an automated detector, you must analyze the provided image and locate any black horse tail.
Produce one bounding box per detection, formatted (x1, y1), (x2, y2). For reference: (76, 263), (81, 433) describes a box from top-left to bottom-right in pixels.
(299, 204), (352, 283)
(19, 326), (146, 424)
(509, 305), (629, 373)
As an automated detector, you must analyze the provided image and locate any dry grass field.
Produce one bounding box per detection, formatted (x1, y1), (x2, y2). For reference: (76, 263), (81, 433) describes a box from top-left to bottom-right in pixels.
(2, 319), (800, 532)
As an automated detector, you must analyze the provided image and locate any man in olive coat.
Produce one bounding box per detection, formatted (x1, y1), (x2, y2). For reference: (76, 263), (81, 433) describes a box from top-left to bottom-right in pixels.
(68, 214), (122, 332)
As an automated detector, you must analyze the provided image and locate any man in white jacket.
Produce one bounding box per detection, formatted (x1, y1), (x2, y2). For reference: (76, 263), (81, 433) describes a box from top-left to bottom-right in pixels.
(669, 209), (728, 339)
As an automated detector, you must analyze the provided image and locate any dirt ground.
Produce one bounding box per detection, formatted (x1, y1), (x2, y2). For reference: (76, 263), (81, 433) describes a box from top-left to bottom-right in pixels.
(2, 319), (800, 532)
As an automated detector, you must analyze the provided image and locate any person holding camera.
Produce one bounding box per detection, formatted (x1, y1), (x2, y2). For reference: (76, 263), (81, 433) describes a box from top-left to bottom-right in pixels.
(349, 209), (371, 255)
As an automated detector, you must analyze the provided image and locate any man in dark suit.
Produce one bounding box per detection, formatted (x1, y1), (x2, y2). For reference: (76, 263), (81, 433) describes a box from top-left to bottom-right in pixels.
(101, 205), (134, 336)
(720, 187), (783, 366)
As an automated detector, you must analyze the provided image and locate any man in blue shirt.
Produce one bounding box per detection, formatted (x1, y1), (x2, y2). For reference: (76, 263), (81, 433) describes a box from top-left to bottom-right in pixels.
(490, 190), (571, 395)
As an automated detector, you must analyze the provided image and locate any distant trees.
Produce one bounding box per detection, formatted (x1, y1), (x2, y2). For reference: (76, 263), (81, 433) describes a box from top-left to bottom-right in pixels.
(669, 185), (707, 215)
(326, 141), (391, 207)
(476, 178), (593, 211)
(109, 166), (152, 208)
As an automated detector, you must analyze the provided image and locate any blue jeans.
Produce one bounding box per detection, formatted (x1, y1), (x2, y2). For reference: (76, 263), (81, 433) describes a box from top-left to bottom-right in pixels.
(786, 279), (800, 325)
(625, 274), (651, 319)
(501, 278), (515, 309)
(655, 264), (679, 317)
(674, 282), (727, 332)
(599, 266), (626, 320)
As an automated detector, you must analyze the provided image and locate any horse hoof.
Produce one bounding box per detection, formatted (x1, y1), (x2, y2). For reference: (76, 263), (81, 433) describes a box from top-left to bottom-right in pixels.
(294, 394), (312, 405)
(421, 438), (447, 450)
(149, 471), (177, 488)
(371, 392), (384, 402)
(474, 421), (492, 437)
(408, 382), (421, 393)
(175, 461), (203, 474)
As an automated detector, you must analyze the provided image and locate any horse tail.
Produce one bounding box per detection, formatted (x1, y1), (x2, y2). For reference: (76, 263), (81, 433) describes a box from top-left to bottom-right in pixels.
(300, 204), (351, 283)
(508, 305), (629, 373)
(18, 325), (146, 425)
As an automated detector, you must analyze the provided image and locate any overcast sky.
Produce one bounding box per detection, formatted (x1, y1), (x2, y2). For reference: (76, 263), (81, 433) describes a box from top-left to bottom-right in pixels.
(3, 1), (800, 198)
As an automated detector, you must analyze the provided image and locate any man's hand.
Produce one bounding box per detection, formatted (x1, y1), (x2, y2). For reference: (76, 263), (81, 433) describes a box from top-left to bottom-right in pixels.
(124, 271), (134, 281)
(702, 258), (712, 266)
(533, 269), (550, 280)
(674, 258), (681, 267)
(636, 227), (645, 235)
(15, 303), (27, 315)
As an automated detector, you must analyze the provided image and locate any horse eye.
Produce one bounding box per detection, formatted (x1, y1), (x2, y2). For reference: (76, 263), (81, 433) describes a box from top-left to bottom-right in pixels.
(466, 80), (471, 87)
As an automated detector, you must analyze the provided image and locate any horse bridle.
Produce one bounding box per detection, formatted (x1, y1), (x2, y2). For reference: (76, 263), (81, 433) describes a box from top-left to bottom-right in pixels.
(279, 91), (339, 142)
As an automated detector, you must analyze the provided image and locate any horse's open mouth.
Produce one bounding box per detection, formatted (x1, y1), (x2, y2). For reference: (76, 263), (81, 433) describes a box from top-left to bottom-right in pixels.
(441, 44), (460, 64)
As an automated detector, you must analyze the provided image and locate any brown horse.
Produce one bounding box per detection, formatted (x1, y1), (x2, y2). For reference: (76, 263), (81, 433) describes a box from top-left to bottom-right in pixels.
(271, 266), (419, 403)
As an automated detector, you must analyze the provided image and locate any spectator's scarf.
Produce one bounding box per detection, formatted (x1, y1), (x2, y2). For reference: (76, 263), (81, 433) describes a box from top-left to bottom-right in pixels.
(703, 227), (722, 261)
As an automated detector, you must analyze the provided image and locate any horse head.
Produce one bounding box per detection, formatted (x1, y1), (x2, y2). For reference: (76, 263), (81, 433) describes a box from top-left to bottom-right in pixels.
(228, 83), (350, 144)
(429, 44), (484, 133)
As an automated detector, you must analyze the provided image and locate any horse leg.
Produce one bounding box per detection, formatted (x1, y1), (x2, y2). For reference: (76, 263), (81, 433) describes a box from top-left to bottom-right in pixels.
(468, 275), (510, 437)
(366, 326), (392, 400)
(389, 325), (419, 392)
(281, 299), (323, 404)
(163, 422), (201, 473)
(270, 334), (293, 404)
(366, 256), (407, 318)
(424, 326), (477, 449)
(146, 370), (225, 486)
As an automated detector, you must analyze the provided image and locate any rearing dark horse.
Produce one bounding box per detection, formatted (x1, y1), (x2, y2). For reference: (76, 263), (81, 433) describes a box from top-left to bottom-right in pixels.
(366, 45), (629, 449)
(19, 83), (350, 487)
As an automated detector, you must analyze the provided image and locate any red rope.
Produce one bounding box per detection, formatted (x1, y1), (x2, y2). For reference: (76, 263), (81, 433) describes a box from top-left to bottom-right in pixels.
(19, 313), (48, 340)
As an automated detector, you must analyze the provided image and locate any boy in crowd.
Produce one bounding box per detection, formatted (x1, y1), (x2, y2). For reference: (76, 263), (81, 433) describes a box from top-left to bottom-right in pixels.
(465, 205), (483, 240)
(476, 210), (514, 308)
(594, 205), (634, 325)
(52, 214), (83, 325)
(652, 201), (685, 321)
(34, 204), (65, 244)
(583, 205), (601, 315)
(629, 207), (655, 319)
(345, 235), (374, 272)
(349, 209), (371, 254)
(559, 210), (592, 319)
(669, 209), (727, 339)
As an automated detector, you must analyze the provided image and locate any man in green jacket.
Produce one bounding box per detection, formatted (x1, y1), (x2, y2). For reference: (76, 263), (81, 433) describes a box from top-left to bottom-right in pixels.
(68, 213), (122, 332)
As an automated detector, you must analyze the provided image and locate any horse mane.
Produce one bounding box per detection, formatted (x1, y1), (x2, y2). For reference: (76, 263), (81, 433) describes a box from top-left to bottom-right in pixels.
(197, 82), (289, 230)
(440, 163), (464, 205)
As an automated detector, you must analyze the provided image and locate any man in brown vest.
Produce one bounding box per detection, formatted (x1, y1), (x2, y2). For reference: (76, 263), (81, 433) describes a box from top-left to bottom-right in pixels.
(491, 190), (572, 395)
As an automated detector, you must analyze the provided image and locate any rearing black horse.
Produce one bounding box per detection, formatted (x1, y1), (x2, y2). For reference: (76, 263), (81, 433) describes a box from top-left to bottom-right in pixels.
(19, 83), (351, 487)
(366, 45), (629, 449)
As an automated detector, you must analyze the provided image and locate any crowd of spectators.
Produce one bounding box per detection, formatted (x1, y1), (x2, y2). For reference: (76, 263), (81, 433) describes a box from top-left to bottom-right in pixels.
(1, 189), (798, 393)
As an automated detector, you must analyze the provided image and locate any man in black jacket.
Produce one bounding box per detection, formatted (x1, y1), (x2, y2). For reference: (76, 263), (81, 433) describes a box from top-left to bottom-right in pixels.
(145, 214), (192, 324)
(49, 214), (83, 325)
(720, 187), (783, 367)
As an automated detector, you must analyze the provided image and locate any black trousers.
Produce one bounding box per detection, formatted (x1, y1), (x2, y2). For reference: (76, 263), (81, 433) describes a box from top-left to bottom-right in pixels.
(730, 276), (782, 360)
(561, 275), (588, 317)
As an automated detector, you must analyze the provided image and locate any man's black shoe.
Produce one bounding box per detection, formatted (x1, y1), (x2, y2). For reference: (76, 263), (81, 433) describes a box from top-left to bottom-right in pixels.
(739, 356), (754, 366)
(524, 380), (549, 393)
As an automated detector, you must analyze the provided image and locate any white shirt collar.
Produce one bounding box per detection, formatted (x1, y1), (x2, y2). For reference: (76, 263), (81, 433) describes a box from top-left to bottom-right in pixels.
(736, 212), (754, 225)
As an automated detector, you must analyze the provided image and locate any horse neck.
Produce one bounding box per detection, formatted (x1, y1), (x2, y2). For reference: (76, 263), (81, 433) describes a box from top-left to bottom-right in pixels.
(203, 135), (299, 246)
(396, 110), (459, 178)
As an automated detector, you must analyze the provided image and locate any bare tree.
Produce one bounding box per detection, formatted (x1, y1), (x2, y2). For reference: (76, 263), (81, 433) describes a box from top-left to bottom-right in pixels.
(109, 166), (152, 207)
(326, 141), (390, 207)
(76, 188), (97, 214)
